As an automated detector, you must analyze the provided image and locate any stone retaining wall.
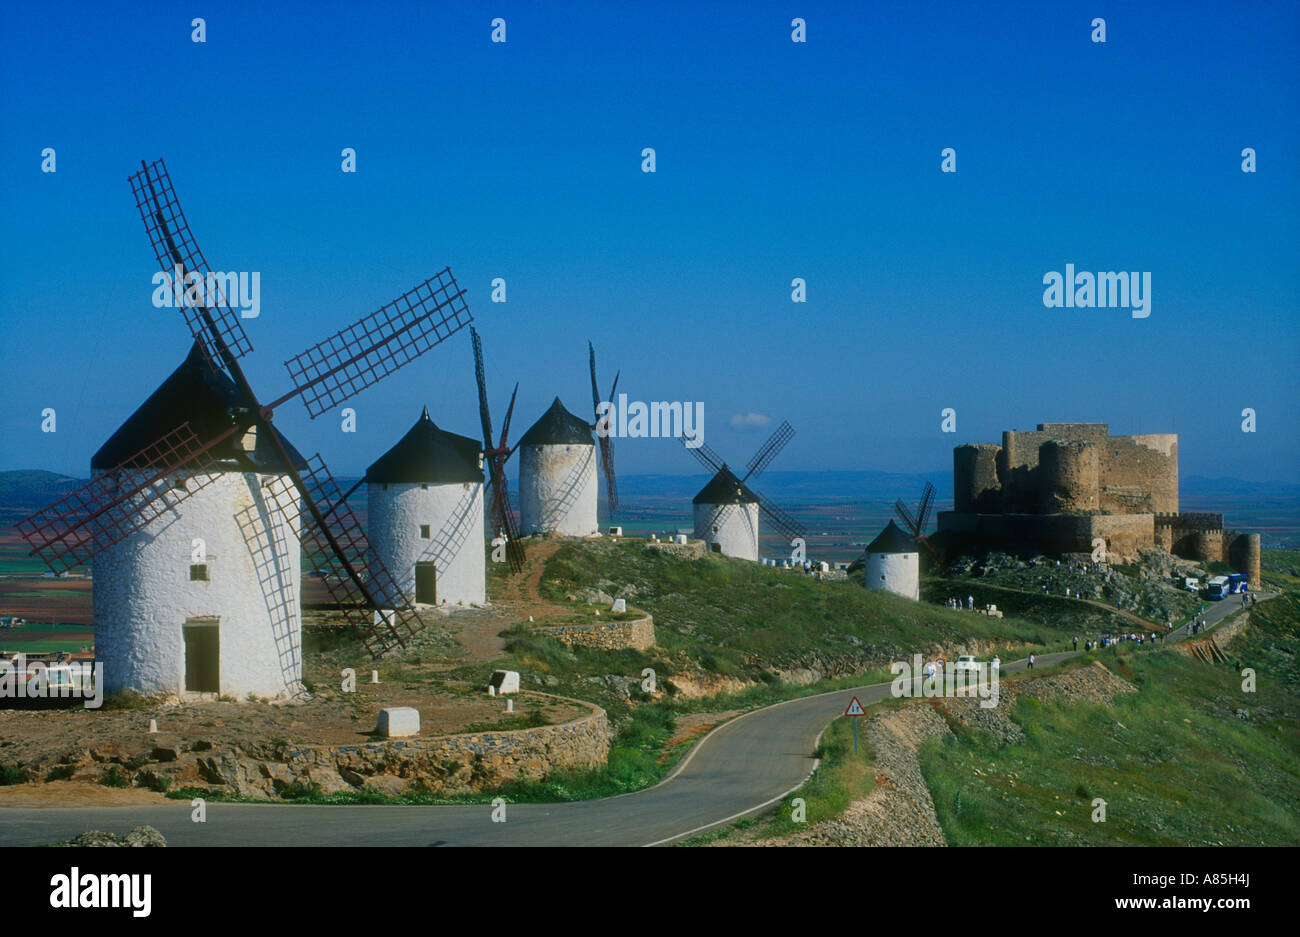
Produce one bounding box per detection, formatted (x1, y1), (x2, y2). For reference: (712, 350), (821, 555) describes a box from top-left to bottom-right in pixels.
(538, 615), (656, 651)
(194, 694), (611, 799)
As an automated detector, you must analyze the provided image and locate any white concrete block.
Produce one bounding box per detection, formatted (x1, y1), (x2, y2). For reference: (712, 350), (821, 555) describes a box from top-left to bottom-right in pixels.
(377, 706), (420, 738)
(675, 534), (688, 545)
(611, 598), (627, 613)
(490, 670), (520, 694)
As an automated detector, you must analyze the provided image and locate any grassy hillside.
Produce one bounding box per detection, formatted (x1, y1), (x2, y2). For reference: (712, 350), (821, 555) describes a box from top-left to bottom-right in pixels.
(536, 539), (1080, 684)
(918, 592), (1300, 845)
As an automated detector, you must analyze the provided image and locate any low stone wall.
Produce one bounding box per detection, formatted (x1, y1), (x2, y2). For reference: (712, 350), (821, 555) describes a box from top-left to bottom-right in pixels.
(646, 540), (706, 559)
(538, 615), (656, 651)
(194, 694), (611, 799)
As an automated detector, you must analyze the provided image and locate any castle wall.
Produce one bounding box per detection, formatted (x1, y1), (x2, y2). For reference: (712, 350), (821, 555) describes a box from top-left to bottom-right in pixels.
(937, 511), (1153, 561)
(1099, 434), (1178, 513)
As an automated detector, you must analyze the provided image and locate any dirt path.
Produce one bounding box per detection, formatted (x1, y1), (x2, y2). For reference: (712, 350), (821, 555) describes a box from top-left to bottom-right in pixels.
(489, 540), (571, 624)
(971, 581), (1165, 630)
(437, 540), (573, 667)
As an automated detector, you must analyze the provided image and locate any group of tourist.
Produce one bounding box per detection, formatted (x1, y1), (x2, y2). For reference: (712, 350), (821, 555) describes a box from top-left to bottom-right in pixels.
(1076, 630), (1162, 652)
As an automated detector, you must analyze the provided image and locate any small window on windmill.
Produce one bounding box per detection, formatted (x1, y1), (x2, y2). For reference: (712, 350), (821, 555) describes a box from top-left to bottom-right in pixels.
(190, 564), (209, 582)
(419, 525), (430, 539)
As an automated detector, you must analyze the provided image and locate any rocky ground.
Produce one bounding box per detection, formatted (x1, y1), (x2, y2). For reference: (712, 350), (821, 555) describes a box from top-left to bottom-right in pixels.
(946, 550), (1201, 625)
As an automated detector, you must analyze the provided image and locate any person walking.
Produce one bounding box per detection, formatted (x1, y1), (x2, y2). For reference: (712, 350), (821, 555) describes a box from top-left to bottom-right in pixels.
(1072, 635), (1078, 651)
(1027, 653), (1035, 670)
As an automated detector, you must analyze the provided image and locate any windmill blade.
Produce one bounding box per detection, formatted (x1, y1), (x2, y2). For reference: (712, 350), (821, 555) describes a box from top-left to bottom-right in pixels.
(471, 326), (494, 450)
(281, 268), (472, 418)
(680, 434), (727, 475)
(588, 341), (603, 417)
(498, 383), (518, 452)
(15, 422), (239, 574)
(750, 488), (806, 543)
(742, 420), (795, 482)
(289, 454), (423, 657)
(895, 498), (920, 536)
(128, 159), (253, 371)
(915, 482), (937, 533)
(486, 458), (524, 572)
(597, 433), (618, 516)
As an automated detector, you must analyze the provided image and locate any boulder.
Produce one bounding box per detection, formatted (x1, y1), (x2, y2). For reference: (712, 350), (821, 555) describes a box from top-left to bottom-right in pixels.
(376, 707), (421, 739)
(489, 670), (520, 695)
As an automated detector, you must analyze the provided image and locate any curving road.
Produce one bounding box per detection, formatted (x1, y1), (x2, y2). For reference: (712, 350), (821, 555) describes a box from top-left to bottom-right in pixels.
(0, 653), (1072, 847)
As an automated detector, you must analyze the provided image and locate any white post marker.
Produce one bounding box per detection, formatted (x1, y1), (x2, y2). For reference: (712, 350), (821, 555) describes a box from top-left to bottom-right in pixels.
(845, 695), (866, 754)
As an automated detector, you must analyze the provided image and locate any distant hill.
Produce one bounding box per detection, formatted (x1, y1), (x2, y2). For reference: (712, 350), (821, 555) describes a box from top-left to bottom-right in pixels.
(3, 468), (1296, 510)
(0, 470), (83, 515)
(617, 469), (953, 502)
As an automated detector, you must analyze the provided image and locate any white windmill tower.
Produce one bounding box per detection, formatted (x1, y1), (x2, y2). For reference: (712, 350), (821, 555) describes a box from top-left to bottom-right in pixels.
(517, 397), (598, 537)
(693, 467), (761, 561)
(679, 420), (805, 563)
(864, 521), (920, 601)
(89, 343), (307, 698)
(365, 407), (486, 607)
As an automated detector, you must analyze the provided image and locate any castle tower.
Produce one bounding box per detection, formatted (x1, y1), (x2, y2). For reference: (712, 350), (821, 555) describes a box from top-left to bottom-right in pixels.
(1228, 532), (1262, 586)
(864, 521), (919, 601)
(365, 407), (485, 607)
(693, 467), (760, 561)
(953, 443), (1001, 513)
(91, 343), (305, 699)
(1038, 439), (1099, 513)
(517, 397), (598, 537)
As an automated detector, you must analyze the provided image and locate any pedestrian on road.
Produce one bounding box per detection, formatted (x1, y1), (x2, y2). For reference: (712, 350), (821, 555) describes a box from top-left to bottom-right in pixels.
(1072, 636), (1078, 650)
(1027, 653), (1035, 670)
(968, 594), (974, 610)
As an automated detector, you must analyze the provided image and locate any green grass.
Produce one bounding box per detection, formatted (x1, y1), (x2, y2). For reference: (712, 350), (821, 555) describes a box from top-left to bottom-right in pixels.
(539, 539), (1074, 681)
(918, 591), (1300, 845)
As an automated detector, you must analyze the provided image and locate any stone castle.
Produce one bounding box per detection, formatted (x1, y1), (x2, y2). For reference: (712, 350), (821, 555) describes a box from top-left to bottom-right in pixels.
(936, 422), (1260, 583)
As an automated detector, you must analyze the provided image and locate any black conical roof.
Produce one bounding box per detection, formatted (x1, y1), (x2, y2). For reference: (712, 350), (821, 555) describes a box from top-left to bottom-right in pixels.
(364, 407), (484, 484)
(867, 520), (917, 554)
(91, 342), (305, 473)
(693, 466), (758, 505)
(517, 397), (593, 447)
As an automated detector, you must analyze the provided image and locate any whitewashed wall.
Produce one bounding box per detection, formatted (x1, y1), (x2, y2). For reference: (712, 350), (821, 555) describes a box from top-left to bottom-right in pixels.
(866, 551), (919, 601)
(92, 471), (303, 698)
(693, 501), (759, 561)
(366, 481), (485, 606)
(519, 443), (597, 536)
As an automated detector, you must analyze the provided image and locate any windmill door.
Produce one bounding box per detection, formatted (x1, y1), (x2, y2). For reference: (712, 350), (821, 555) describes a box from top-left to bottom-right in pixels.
(183, 619), (219, 693)
(415, 562), (437, 604)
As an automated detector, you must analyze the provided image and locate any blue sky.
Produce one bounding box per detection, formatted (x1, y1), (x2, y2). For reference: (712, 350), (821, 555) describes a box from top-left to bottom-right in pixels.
(1, 0), (1296, 485)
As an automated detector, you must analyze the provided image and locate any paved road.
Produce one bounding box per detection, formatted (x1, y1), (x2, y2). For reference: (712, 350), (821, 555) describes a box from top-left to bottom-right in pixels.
(1167, 590), (1268, 641)
(0, 653), (1073, 847)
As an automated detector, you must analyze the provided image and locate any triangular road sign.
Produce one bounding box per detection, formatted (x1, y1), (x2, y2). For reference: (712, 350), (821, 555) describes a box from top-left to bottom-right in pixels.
(844, 696), (866, 717)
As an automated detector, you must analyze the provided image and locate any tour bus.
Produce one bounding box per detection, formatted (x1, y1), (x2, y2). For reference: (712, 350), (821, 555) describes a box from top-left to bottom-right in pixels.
(1206, 576), (1230, 599)
(1206, 573), (1249, 600)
